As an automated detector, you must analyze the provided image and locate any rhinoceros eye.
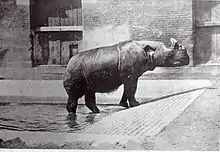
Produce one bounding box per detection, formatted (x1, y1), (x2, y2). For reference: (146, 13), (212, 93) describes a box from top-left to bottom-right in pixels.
(179, 44), (185, 50)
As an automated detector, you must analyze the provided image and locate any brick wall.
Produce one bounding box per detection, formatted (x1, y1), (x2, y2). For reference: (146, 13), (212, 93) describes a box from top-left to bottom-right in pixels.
(0, 4), (30, 50)
(0, 0), (16, 19)
(82, 0), (194, 65)
(7, 0), (195, 66)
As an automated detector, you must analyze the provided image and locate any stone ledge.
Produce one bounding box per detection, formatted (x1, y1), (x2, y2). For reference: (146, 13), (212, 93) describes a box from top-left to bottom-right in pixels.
(0, 131), (145, 150)
(0, 80), (213, 105)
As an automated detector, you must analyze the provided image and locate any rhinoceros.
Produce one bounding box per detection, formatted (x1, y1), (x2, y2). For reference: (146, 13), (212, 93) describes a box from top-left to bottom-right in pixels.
(63, 38), (189, 113)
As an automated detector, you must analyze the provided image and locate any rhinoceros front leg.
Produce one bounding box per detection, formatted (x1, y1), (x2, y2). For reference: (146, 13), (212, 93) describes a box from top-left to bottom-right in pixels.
(85, 90), (100, 113)
(122, 77), (140, 107)
(119, 90), (129, 108)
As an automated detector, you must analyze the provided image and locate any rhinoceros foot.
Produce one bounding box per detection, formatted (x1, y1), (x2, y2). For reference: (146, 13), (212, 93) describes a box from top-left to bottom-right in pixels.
(129, 101), (140, 107)
(89, 107), (100, 113)
(119, 101), (129, 108)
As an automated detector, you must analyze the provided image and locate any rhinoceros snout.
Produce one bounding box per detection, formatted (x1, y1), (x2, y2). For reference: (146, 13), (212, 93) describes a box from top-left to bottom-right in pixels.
(168, 50), (190, 67)
(178, 53), (190, 66)
(182, 49), (190, 62)
(184, 54), (190, 65)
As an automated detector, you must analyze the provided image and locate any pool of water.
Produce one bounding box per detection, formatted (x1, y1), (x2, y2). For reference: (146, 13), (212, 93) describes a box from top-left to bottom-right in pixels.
(0, 104), (125, 133)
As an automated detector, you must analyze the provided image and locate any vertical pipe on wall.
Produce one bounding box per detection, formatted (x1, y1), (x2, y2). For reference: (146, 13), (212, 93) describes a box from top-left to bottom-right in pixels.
(71, 5), (73, 26)
(0, 38), (2, 49)
(59, 2), (62, 64)
(192, 0), (197, 66)
(76, 8), (78, 26)
(59, 2), (61, 26)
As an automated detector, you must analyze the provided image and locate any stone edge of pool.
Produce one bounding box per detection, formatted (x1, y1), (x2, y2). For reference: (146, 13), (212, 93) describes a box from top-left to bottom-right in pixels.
(0, 131), (146, 150)
(0, 80), (213, 105)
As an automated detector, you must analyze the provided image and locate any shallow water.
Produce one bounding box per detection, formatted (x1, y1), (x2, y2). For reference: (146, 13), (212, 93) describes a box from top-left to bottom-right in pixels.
(0, 104), (125, 133)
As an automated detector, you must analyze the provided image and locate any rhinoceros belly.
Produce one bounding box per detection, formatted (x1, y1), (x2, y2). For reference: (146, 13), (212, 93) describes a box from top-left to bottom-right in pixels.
(86, 67), (122, 93)
(81, 45), (122, 93)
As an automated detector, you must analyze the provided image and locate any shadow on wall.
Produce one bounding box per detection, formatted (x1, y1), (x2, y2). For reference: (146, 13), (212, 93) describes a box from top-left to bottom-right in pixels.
(82, 23), (130, 51)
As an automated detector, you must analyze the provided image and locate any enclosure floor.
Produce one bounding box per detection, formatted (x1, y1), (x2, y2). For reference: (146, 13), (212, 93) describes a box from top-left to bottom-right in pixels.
(0, 80), (214, 150)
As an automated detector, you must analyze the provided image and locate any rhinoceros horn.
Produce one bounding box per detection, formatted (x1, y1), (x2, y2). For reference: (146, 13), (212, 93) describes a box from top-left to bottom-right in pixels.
(170, 38), (177, 46)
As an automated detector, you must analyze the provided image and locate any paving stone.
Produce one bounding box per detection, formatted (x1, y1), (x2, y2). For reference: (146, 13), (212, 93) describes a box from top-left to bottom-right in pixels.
(80, 88), (208, 137)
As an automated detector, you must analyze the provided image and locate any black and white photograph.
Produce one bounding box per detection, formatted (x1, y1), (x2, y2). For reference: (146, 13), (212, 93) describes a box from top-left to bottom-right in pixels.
(0, 0), (219, 151)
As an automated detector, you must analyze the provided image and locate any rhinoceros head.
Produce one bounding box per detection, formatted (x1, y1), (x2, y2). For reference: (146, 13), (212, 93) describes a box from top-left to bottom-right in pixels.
(152, 38), (190, 67)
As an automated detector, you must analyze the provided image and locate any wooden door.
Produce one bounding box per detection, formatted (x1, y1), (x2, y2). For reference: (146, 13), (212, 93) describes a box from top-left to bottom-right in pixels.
(69, 44), (78, 58)
(61, 42), (78, 64)
(48, 40), (61, 64)
(194, 0), (220, 65)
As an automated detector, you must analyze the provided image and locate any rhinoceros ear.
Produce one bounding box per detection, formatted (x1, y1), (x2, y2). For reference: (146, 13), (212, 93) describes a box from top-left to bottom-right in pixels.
(170, 38), (177, 46)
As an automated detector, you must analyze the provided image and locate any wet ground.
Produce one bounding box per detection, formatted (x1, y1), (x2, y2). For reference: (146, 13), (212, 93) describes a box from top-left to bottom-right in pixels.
(0, 104), (124, 133)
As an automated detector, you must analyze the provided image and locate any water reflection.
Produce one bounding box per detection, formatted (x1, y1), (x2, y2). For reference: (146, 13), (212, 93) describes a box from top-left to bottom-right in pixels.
(66, 113), (80, 130)
(0, 105), (124, 133)
(85, 113), (97, 124)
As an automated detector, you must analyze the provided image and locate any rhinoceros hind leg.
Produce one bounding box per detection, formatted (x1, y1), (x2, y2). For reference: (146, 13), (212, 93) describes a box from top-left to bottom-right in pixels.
(119, 91), (129, 108)
(66, 95), (79, 113)
(122, 77), (140, 108)
(66, 98), (78, 113)
(85, 90), (100, 113)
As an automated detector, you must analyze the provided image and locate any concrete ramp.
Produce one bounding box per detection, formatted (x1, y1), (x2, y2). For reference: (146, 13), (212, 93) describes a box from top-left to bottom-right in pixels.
(80, 80), (212, 137)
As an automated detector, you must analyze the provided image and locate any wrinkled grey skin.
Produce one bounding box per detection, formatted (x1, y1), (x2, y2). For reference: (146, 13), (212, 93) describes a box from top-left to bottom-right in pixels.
(63, 38), (189, 113)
